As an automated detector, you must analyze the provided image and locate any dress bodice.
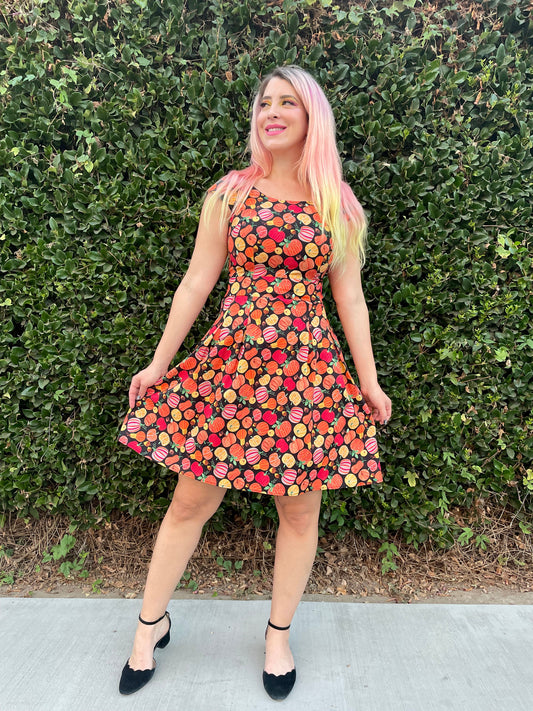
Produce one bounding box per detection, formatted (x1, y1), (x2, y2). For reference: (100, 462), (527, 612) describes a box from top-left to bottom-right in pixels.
(225, 188), (331, 305)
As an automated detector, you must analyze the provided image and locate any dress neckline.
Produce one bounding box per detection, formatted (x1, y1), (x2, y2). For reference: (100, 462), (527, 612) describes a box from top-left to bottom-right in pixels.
(252, 186), (314, 206)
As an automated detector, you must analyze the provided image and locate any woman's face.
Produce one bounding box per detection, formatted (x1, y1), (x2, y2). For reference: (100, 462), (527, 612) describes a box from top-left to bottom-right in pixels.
(256, 77), (308, 157)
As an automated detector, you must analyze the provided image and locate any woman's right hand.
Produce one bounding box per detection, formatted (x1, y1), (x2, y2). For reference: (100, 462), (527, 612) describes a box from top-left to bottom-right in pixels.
(128, 361), (169, 409)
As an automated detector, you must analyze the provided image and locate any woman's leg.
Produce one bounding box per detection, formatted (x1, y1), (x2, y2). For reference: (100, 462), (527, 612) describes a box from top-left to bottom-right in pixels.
(127, 475), (226, 671)
(265, 489), (322, 675)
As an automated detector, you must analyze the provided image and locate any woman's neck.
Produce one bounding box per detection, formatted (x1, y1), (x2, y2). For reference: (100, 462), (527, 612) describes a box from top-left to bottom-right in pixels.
(269, 152), (300, 183)
(257, 159), (311, 202)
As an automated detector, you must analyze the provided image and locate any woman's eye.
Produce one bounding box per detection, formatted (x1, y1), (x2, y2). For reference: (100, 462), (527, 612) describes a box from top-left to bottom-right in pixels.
(259, 99), (296, 108)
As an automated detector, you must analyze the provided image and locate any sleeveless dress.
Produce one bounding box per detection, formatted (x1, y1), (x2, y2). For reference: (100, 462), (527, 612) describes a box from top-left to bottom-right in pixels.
(118, 186), (383, 496)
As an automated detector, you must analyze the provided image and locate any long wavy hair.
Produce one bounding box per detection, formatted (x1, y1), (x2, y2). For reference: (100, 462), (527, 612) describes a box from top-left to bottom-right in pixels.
(205, 65), (367, 268)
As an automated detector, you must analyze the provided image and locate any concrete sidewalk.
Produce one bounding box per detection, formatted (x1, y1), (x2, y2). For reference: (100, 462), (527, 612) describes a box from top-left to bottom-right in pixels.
(1, 598), (532, 711)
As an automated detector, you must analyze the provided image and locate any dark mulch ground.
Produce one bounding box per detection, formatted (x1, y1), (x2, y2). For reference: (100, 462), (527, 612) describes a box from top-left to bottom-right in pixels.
(1, 504), (532, 601)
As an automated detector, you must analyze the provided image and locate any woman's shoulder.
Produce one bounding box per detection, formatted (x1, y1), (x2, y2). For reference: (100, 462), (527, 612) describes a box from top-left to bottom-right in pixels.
(207, 175), (229, 196)
(207, 169), (255, 207)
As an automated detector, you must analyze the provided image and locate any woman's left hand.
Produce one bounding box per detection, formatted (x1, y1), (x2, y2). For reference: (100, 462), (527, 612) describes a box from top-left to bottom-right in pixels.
(360, 382), (392, 426)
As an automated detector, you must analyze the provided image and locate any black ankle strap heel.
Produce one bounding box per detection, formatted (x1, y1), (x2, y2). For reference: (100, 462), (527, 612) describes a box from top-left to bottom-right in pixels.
(139, 610), (171, 650)
(263, 619), (296, 700)
(267, 619), (291, 632)
(139, 611), (169, 626)
(119, 611), (172, 695)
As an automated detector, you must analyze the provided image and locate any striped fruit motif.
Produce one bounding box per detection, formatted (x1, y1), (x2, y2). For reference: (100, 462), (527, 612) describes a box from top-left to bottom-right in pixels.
(214, 462), (228, 478)
(299, 226), (315, 242)
(366, 437), (378, 454)
(281, 470), (297, 485)
(167, 393), (180, 408)
(253, 264), (267, 279)
(264, 327), (277, 343)
(222, 404), (238, 419)
(126, 418), (141, 433)
(256, 386), (269, 403)
(245, 447), (260, 465)
(289, 407), (303, 423)
(153, 447), (169, 462)
(338, 459), (351, 475)
(343, 402), (355, 417)
(296, 345), (309, 362)
(198, 381), (212, 397)
(313, 388), (323, 404)
(118, 185), (382, 496)
(313, 447), (324, 464)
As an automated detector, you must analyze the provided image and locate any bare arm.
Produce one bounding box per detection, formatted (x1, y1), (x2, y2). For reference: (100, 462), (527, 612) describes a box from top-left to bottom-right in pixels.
(329, 253), (391, 424)
(128, 194), (228, 407)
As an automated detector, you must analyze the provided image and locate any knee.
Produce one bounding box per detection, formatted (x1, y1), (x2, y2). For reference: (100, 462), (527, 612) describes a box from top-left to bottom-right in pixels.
(166, 487), (218, 526)
(276, 500), (320, 537)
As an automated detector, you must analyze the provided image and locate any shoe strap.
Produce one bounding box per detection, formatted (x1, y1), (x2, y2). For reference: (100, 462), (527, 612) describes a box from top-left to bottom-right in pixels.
(267, 619), (291, 631)
(138, 611), (168, 626)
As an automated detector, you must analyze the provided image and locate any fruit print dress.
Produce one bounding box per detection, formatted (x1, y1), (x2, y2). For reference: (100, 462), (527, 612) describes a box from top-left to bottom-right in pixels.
(118, 186), (383, 496)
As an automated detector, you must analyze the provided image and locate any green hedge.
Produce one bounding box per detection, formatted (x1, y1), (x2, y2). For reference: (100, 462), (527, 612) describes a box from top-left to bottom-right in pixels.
(1, 0), (532, 547)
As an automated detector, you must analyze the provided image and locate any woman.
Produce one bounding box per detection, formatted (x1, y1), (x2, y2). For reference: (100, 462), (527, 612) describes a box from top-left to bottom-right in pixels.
(118, 65), (391, 700)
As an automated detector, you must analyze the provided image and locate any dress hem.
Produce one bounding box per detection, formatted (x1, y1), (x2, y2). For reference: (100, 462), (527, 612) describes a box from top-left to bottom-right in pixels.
(118, 438), (383, 497)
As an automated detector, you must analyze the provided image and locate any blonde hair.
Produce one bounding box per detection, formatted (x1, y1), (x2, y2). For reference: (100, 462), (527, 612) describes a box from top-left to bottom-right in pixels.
(205, 65), (367, 267)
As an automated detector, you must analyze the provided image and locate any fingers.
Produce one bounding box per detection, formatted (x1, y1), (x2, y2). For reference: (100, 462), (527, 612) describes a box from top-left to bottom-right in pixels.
(371, 407), (383, 425)
(128, 375), (145, 409)
(372, 399), (392, 426)
(128, 385), (138, 410)
(128, 364), (165, 409)
(381, 398), (392, 426)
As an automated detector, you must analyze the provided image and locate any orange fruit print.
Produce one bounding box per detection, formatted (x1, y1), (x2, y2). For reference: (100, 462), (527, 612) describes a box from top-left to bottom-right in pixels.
(118, 187), (382, 496)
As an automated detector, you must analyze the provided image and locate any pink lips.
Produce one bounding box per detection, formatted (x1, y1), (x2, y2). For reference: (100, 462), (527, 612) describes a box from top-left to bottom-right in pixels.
(265, 124), (286, 134)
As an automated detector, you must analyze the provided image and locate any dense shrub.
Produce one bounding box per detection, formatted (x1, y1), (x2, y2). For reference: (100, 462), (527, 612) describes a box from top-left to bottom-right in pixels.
(0, 0), (531, 547)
